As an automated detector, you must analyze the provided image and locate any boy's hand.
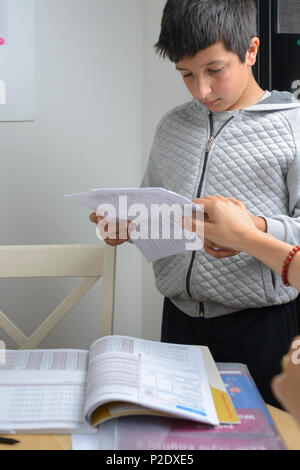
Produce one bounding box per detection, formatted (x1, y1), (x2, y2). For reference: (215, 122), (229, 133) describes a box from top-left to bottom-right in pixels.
(89, 212), (101, 225)
(202, 239), (240, 259)
(250, 214), (267, 232)
(182, 196), (258, 257)
(191, 197), (241, 258)
(89, 212), (131, 247)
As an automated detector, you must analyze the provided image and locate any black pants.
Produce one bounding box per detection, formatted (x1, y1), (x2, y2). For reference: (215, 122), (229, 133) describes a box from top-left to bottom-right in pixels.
(161, 297), (298, 408)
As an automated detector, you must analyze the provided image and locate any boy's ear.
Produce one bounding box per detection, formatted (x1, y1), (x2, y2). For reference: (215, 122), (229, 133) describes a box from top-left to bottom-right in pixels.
(246, 37), (260, 67)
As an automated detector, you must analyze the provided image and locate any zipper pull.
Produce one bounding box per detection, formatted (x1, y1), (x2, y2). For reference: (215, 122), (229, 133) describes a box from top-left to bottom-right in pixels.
(206, 136), (214, 152)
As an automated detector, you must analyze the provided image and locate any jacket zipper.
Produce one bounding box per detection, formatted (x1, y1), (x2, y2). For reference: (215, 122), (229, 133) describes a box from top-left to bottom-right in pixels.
(185, 112), (235, 312)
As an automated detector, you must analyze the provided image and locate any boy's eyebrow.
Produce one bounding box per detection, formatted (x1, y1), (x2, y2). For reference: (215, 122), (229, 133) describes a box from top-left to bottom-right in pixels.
(175, 60), (225, 71)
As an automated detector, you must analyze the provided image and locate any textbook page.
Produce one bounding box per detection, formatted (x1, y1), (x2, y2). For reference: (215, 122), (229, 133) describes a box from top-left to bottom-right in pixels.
(65, 187), (204, 262)
(73, 364), (285, 451)
(0, 349), (92, 433)
(84, 335), (219, 426)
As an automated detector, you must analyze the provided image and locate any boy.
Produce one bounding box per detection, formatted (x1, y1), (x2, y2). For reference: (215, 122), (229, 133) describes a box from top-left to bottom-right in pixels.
(91, 0), (300, 406)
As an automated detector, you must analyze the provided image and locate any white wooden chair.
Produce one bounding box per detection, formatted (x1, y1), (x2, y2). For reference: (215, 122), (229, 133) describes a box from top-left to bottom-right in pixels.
(0, 243), (116, 349)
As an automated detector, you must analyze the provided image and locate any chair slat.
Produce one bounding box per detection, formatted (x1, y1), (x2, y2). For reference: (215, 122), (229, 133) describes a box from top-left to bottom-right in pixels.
(20, 277), (100, 349)
(0, 310), (28, 347)
(0, 243), (116, 348)
(0, 244), (104, 278)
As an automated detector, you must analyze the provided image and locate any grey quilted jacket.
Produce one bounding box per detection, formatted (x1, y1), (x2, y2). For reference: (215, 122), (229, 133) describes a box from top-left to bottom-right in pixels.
(142, 91), (300, 318)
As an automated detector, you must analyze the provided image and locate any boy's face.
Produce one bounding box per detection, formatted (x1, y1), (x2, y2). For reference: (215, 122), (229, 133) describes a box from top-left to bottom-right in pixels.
(175, 40), (259, 112)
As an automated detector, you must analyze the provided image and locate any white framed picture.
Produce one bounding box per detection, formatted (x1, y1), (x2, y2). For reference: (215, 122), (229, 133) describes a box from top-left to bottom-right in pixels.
(0, 0), (35, 121)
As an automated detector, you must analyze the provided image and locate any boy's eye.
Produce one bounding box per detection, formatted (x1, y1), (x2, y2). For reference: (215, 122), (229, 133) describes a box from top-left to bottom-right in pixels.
(183, 68), (223, 78)
(209, 68), (223, 74)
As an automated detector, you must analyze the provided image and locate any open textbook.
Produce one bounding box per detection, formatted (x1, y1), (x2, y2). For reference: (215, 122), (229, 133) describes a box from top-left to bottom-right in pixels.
(0, 336), (239, 434)
(73, 364), (286, 451)
(65, 187), (204, 262)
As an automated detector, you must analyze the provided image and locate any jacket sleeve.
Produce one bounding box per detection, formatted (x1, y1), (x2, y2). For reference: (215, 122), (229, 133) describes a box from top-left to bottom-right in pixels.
(127, 120), (164, 244)
(141, 125), (163, 189)
(141, 104), (185, 188)
(264, 108), (300, 245)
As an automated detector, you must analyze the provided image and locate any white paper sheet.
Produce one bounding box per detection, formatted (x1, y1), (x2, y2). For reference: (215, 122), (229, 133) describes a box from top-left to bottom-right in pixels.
(65, 187), (204, 262)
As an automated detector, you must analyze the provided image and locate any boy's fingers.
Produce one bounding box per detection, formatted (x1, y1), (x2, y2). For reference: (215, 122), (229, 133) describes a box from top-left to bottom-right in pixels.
(104, 238), (127, 246)
(117, 220), (131, 240)
(182, 216), (205, 234)
(226, 197), (246, 208)
(204, 241), (240, 258)
(182, 217), (222, 247)
(205, 248), (240, 258)
(205, 241), (225, 250)
(89, 212), (98, 223)
(90, 212), (105, 224)
(192, 197), (222, 218)
(181, 216), (197, 232)
(95, 211), (105, 219)
(193, 196), (246, 214)
(96, 219), (130, 243)
(128, 221), (137, 235)
(193, 197), (214, 207)
(96, 219), (110, 239)
(193, 196), (215, 203)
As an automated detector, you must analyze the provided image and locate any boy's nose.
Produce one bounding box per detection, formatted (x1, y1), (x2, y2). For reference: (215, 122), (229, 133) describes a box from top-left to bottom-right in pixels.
(195, 78), (212, 101)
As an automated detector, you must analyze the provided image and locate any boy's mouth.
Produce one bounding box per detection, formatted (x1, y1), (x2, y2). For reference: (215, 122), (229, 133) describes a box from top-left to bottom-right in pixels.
(203, 99), (220, 107)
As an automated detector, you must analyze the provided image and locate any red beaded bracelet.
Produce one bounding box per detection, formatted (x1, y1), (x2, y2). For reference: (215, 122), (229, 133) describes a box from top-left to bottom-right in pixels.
(282, 246), (300, 286)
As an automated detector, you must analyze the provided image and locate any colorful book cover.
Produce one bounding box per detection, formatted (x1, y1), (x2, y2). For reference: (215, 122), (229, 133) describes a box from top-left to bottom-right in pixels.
(112, 363), (286, 450)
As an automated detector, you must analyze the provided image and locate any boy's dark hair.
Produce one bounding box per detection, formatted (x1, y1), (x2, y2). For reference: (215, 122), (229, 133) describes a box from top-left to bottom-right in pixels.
(155, 0), (257, 63)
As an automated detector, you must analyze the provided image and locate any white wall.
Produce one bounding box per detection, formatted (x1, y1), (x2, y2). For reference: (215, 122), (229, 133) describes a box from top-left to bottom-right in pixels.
(0, 0), (144, 349)
(0, 0), (190, 349)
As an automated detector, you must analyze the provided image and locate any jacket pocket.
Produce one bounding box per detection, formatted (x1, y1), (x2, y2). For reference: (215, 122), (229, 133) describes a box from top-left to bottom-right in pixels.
(189, 252), (275, 309)
(260, 263), (276, 303)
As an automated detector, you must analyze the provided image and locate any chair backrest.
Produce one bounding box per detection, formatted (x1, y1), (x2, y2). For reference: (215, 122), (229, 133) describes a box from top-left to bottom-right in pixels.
(0, 243), (116, 349)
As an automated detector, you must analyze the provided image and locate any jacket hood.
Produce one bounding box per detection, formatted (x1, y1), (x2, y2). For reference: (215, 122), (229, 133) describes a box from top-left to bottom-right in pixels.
(192, 90), (300, 114)
(246, 90), (300, 112)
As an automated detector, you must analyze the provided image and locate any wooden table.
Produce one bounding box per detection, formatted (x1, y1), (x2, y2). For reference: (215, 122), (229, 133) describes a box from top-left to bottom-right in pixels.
(0, 406), (299, 450)
(266, 405), (300, 450)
